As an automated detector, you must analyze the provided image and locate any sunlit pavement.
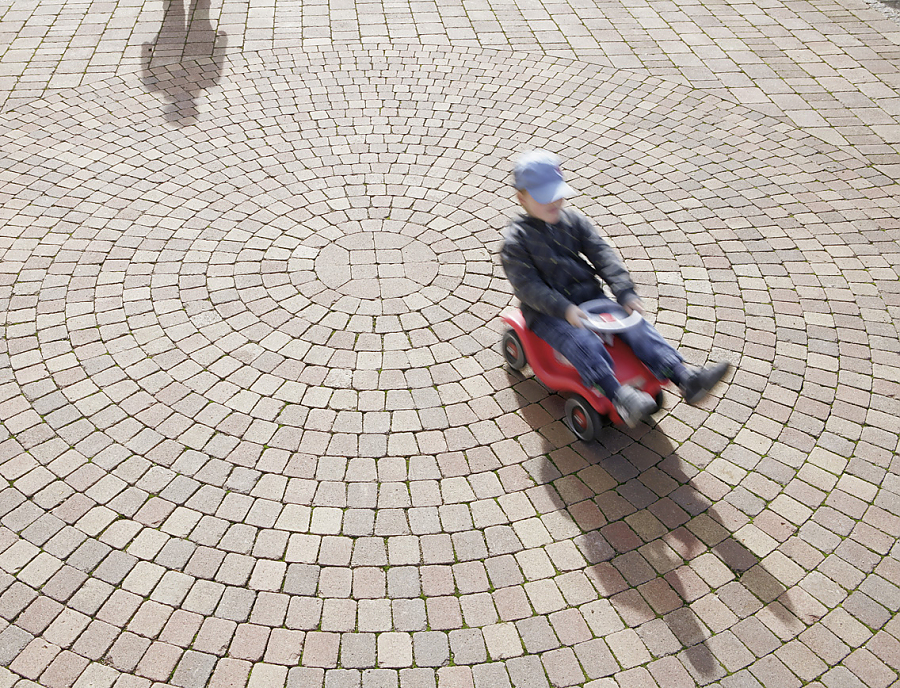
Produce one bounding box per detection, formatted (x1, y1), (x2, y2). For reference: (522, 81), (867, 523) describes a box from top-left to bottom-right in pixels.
(0, 1), (899, 687)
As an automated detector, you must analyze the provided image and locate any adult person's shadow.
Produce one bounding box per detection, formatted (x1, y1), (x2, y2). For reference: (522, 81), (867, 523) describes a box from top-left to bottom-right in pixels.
(141, 0), (228, 124)
(509, 375), (804, 684)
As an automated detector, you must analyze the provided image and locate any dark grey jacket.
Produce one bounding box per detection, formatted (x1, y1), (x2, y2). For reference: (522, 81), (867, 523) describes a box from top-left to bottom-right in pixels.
(500, 209), (637, 326)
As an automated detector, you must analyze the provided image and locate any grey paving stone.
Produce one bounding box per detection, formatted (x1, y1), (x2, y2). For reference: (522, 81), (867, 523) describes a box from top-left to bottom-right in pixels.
(399, 668), (436, 688)
(284, 564), (321, 596)
(446, 628), (486, 666)
(340, 633), (376, 669)
(413, 631), (449, 668)
(506, 655), (551, 688)
(171, 650), (217, 688)
(0, 626), (33, 665)
(214, 586), (256, 622)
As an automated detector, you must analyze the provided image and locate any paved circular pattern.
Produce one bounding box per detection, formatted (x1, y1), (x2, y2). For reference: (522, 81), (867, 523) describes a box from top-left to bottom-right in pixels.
(0, 43), (899, 688)
(313, 231), (442, 300)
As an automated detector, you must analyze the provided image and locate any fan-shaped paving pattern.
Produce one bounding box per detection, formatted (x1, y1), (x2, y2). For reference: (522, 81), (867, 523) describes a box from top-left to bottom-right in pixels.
(0, 44), (899, 688)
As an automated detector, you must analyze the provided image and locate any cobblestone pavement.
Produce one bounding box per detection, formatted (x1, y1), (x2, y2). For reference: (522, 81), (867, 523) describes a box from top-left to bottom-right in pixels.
(1, 2), (899, 688)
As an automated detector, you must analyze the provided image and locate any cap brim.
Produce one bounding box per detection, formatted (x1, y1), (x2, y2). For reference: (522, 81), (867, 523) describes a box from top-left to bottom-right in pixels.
(529, 181), (575, 204)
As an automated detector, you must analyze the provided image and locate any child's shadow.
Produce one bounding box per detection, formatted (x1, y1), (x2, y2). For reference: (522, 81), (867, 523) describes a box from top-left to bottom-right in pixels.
(512, 375), (802, 683)
(141, 0), (227, 124)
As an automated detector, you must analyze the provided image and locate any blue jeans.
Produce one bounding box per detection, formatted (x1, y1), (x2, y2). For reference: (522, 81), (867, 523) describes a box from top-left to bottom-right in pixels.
(530, 298), (684, 399)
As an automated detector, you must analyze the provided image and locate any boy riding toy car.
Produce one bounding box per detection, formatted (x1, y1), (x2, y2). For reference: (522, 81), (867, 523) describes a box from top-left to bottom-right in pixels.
(499, 150), (730, 436)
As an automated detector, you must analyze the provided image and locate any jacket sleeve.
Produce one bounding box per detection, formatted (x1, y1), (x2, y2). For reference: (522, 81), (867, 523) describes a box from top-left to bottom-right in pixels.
(500, 228), (572, 320)
(573, 213), (638, 306)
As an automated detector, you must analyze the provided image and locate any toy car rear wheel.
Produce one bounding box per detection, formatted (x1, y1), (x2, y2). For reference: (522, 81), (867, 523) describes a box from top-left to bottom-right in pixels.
(654, 390), (664, 413)
(501, 330), (527, 370)
(565, 395), (601, 442)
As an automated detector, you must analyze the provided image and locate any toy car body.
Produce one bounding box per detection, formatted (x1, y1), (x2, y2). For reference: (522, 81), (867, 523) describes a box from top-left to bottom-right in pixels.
(500, 300), (666, 440)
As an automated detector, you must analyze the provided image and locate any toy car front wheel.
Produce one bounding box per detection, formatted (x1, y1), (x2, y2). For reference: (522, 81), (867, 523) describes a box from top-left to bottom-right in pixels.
(565, 395), (601, 442)
(654, 390), (664, 413)
(501, 330), (527, 370)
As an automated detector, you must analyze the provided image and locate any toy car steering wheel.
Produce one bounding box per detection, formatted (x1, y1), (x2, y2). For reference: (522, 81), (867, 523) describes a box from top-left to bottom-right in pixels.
(577, 299), (644, 335)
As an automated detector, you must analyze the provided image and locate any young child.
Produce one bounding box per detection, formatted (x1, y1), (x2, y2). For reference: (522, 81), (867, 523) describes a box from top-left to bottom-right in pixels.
(500, 149), (730, 427)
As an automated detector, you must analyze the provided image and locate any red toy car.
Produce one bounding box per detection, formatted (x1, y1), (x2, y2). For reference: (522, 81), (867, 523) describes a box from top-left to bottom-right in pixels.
(501, 301), (666, 441)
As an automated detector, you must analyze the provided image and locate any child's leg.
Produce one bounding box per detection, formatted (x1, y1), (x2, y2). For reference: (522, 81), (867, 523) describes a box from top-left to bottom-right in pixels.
(620, 322), (686, 383)
(588, 299), (729, 403)
(530, 314), (621, 399)
(584, 299), (686, 384)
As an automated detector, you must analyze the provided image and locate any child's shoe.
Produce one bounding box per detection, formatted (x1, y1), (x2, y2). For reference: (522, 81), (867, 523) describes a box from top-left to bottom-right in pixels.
(613, 386), (657, 428)
(679, 361), (731, 404)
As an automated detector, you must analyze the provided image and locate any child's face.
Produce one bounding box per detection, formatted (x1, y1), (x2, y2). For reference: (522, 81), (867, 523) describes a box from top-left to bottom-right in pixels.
(517, 190), (564, 225)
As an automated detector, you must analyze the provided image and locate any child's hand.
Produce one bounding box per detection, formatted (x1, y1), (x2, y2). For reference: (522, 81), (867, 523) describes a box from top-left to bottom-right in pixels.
(565, 304), (589, 328)
(624, 297), (646, 316)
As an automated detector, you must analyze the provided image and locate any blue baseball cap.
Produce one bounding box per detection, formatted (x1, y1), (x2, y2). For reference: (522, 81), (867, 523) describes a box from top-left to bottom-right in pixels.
(512, 150), (575, 204)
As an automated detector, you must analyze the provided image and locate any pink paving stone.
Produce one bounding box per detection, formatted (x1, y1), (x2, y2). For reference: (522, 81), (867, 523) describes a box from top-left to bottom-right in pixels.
(757, 601), (807, 642)
(208, 658), (251, 688)
(53, 494), (94, 524)
(686, 514), (729, 548)
(160, 610), (204, 648)
(9, 638), (61, 679)
(460, 592), (499, 627)
(638, 577), (683, 615)
(134, 498), (176, 528)
(689, 552), (736, 590)
(192, 617), (237, 657)
(264, 628), (305, 665)
(774, 639), (828, 683)
(584, 563), (629, 597)
(128, 600), (175, 639)
(599, 522), (643, 553)
(43, 608), (91, 648)
(612, 667), (659, 688)
(228, 624), (270, 662)
(611, 551), (655, 586)
(549, 609), (593, 646)
(107, 631), (152, 672)
(864, 507), (900, 538)
(426, 596), (463, 630)
(691, 594), (739, 633)
(16, 596), (64, 635)
(38, 650), (89, 688)
(867, 631), (900, 672)
(493, 586), (533, 622)
(72, 619), (119, 660)
(752, 510), (796, 542)
(732, 617), (780, 658)
(664, 565), (711, 603)
(662, 527), (707, 561)
(873, 557), (900, 586)
(568, 501), (606, 532)
(437, 666), (474, 688)
(850, 522), (895, 555)
(573, 638), (618, 679)
(842, 647), (897, 688)
(421, 566), (455, 596)
(610, 589), (655, 627)
(554, 475), (594, 505)
(135, 642), (183, 682)
(748, 654), (800, 688)
(302, 632), (340, 668)
(542, 646), (586, 687)
(606, 628), (652, 669)
(647, 656), (695, 688)
(799, 625), (851, 665)
(556, 572), (599, 607)
(649, 499), (691, 530)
